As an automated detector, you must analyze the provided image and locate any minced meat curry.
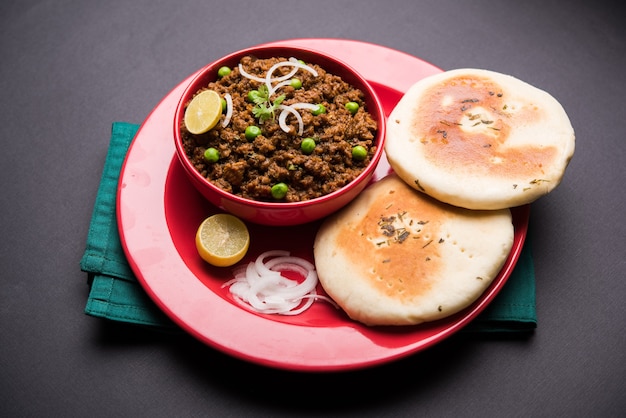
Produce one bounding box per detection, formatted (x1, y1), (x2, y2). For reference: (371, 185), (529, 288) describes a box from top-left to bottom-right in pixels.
(180, 55), (378, 202)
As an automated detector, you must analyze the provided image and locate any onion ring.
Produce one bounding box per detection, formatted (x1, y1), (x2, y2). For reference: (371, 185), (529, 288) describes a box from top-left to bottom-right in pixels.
(221, 250), (338, 315)
(290, 103), (321, 111)
(265, 58), (318, 86)
(221, 93), (233, 128)
(277, 105), (304, 136)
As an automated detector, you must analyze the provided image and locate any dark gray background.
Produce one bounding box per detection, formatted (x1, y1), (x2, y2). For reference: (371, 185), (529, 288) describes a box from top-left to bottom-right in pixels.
(1, 0), (624, 416)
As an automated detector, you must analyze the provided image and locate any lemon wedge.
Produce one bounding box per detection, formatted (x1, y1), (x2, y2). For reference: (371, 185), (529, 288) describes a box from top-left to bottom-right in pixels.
(184, 89), (222, 134)
(195, 214), (250, 267)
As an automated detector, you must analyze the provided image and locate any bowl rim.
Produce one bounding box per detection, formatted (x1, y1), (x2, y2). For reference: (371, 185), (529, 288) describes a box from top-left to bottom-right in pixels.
(173, 44), (387, 210)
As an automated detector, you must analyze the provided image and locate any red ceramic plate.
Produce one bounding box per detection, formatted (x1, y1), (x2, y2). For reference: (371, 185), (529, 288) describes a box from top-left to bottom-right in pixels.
(118, 39), (529, 372)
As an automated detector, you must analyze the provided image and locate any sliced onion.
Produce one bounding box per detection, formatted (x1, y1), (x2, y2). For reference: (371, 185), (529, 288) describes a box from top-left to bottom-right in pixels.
(267, 79), (293, 98)
(221, 93), (233, 128)
(286, 57), (319, 77)
(265, 58), (319, 96)
(282, 294), (316, 315)
(238, 58), (317, 85)
(265, 58), (318, 84)
(221, 250), (337, 315)
(290, 103), (321, 111)
(265, 63), (299, 88)
(277, 105), (304, 136)
(254, 250), (289, 276)
(265, 259), (317, 298)
(238, 63), (266, 83)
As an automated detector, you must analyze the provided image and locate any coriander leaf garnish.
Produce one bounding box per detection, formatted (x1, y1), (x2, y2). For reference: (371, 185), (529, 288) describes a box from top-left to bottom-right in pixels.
(251, 84), (285, 122)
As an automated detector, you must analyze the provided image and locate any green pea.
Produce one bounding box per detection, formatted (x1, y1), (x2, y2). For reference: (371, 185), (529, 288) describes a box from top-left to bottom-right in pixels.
(297, 59), (306, 65)
(290, 78), (302, 89)
(217, 66), (231, 78)
(300, 137), (316, 154)
(352, 145), (368, 161)
(245, 125), (262, 141)
(248, 90), (260, 103)
(221, 98), (227, 113)
(271, 182), (288, 199)
(345, 101), (359, 115)
(204, 147), (220, 163)
(312, 104), (326, 116)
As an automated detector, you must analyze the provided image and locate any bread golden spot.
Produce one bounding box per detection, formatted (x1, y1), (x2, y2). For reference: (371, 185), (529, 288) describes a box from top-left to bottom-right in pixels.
(334, 181), (450, 302)
(410, 75), (557, 180)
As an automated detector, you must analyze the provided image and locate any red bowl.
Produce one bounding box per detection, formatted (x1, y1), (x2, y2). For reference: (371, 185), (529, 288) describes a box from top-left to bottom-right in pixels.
(173, 45), (387, 226)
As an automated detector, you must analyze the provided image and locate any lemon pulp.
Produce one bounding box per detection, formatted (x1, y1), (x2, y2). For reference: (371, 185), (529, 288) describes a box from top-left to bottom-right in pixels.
(184, 89), (222, 134)
(195, 214), (250, 267)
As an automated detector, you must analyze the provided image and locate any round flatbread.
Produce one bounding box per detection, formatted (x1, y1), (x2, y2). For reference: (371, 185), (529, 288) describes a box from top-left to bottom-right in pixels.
(314, 174), (514, 326)
(385, 68), (575, 210)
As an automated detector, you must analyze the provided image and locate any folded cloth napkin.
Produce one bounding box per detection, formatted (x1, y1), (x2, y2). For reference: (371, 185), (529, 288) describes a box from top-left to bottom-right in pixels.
(81, 122), (537, 333)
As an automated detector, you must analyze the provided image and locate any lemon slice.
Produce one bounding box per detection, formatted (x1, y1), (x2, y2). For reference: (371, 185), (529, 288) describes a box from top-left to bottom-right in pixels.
(184, 89), (222, 134)
(195, 214), (250, 267)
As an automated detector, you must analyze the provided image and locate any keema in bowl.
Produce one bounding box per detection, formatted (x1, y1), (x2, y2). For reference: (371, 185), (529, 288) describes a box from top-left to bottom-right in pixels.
(173, 45), (386, 226)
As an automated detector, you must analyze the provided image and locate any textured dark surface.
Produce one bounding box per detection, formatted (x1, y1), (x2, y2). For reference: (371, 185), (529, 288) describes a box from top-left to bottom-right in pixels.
(1, 1), (624, 416)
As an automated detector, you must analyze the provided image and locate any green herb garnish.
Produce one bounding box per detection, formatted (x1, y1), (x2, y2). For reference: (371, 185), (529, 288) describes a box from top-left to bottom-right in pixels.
(250, 84), (285, 122)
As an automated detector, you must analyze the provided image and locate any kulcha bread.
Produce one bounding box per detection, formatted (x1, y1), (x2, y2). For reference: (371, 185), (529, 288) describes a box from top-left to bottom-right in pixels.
(385, 68), (575, 210)
(314, 174), (514, 326)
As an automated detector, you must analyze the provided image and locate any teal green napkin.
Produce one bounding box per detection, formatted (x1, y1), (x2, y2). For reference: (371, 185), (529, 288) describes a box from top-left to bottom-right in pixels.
(81, 122), (536, 333)
(80, 122), (177, 330)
